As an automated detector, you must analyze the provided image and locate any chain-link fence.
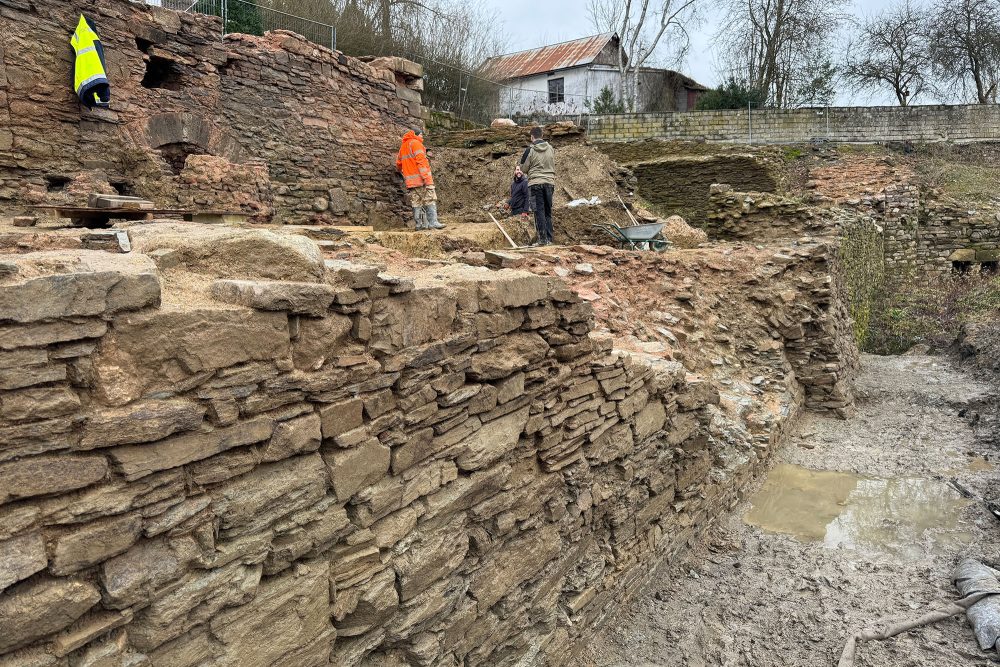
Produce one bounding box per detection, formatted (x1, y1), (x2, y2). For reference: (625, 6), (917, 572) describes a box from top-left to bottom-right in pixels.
(144, 0), (336, 50)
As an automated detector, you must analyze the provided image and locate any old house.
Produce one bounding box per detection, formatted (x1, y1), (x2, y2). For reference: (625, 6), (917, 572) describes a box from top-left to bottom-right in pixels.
(483, 33), (707, 117)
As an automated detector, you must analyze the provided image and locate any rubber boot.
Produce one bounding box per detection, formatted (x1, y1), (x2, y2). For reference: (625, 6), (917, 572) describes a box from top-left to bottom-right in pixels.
(412, 207), (426, 231)
(424, 203), (445, 229)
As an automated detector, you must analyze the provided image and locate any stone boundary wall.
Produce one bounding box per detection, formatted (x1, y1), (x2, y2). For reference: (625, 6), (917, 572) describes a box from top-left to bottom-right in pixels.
(0, 231), (855, 666)
(547, 105), (1000, 144)
(705, 185), (1000, 279)
(0, 0), (423, 226)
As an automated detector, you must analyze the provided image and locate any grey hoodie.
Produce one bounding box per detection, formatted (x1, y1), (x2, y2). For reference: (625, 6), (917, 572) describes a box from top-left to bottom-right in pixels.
(520, 140), (556, 187)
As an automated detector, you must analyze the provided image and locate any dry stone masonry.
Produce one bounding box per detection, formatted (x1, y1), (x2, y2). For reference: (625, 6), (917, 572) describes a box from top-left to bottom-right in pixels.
(855, 186), (1000, 277)
(0, 0), (425, 226)
(553, 104), (1000, 144)
(0, 224), (857, 666)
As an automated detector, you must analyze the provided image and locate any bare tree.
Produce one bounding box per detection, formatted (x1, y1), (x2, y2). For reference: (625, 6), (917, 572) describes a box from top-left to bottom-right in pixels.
(714, 0), (847, 107)
(269, 0), (507, 122)
(927, 0), (1000, 103)
(843, 1), (931, 106)
(588, 0), (701, 111)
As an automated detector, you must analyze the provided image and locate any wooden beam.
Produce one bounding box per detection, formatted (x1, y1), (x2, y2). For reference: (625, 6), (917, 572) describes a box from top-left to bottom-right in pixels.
(488, 212), (518, 249)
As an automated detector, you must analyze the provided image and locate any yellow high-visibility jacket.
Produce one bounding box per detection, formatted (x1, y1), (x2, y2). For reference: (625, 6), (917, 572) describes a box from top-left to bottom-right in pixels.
(70, 15), (110, 108)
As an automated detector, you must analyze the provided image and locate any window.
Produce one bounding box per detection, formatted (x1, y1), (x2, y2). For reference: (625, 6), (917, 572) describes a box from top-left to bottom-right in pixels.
(548, 78), (565, 104)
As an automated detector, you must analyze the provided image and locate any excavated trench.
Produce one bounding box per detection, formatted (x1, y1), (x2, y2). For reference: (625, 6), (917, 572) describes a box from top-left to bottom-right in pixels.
(582, 354), (1000, 667)
(632, 155), (777, 223)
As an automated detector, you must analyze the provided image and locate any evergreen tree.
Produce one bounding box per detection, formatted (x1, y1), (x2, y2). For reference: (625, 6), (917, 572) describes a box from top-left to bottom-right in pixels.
(695, 77), (767, 110)
(223, 0), (264, 36)
(586, 85), (627, 114)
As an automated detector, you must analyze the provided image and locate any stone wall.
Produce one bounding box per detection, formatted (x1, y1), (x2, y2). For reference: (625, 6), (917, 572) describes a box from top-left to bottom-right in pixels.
(864, 186), (1000, 277)
(549, 105), (1000, 144)
(0, 226), (856, 666)
(705, 180), (1000, 279)
(0, 0), (424, 226)
(633, 155), (777, 223)
(704, 186), (846, 241)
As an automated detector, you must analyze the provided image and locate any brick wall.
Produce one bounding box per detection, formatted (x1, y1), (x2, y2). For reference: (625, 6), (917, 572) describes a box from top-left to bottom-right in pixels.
(0, 0), (423, 226)
(550, 105), (1000, 144)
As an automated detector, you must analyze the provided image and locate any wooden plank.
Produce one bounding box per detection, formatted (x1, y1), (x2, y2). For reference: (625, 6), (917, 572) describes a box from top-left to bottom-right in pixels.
(270, 224), (374, 233)
(488, 212), (518, 249)
(88, 194), (155, 210)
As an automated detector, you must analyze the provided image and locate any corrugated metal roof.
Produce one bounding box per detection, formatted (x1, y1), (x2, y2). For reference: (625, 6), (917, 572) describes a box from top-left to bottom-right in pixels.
(484, 34), (616, 81)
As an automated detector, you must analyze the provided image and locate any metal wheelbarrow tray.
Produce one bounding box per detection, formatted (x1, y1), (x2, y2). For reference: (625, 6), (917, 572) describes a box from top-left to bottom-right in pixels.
(592, 222), (671, 251)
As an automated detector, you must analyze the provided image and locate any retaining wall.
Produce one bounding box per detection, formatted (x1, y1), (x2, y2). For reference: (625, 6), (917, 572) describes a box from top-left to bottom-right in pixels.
(0, 226), (856, 666)
(550, 105), (1000, 144)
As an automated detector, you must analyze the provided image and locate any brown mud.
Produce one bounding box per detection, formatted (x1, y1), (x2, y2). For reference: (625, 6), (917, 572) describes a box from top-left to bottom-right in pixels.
(582, 354), (1000, 667)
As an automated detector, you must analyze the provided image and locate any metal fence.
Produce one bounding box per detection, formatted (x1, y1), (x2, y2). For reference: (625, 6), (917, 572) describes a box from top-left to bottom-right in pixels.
(145, 0), (336, 51)
(141, 0), (517, 127)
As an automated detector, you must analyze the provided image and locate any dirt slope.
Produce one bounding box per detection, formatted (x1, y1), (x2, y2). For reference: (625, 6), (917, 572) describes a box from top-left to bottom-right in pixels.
(430, 141), (634, 244)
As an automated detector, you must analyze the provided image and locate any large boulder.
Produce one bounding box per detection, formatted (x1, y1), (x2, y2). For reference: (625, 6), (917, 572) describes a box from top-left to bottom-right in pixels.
(129, 224), (324, 282)
(0, 251), (160, 323)
(92, 308), (290, 405)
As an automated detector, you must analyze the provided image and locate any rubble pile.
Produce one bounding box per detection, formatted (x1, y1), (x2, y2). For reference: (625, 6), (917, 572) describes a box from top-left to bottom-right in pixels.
(431, 140), (634, 244)
(0, 223), (857, 666)
(659, 214), (708, 248)
(807, 156), (916, 204)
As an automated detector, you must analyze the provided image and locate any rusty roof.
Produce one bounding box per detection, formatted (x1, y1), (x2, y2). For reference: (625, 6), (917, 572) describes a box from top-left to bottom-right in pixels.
(483, 34), (616, 81)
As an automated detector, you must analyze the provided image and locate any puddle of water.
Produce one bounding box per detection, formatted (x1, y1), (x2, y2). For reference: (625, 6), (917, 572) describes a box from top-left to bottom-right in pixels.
(745, 463), (974, 558)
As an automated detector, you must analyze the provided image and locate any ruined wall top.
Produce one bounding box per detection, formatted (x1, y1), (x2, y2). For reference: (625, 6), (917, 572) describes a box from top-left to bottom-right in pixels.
(0, 0), (424, 226)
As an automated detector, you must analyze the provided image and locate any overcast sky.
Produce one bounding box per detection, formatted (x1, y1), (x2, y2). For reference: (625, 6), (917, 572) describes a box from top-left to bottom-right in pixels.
(499, 0), (899, 105)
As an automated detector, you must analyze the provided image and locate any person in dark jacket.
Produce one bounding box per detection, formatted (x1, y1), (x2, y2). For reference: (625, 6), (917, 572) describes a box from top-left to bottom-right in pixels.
(519, 126), (556, 245)
(508, 166), (531, 216)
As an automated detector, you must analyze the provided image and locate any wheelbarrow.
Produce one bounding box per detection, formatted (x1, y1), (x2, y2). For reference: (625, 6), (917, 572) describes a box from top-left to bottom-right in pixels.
(592, 222), (671, 251)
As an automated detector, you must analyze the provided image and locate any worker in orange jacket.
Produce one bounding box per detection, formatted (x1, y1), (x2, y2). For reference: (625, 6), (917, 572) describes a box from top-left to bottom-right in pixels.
(396, 128), (444, 230)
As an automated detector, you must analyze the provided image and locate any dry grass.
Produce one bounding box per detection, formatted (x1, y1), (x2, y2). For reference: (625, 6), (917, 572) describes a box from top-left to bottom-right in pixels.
(366, 223), (511, 259)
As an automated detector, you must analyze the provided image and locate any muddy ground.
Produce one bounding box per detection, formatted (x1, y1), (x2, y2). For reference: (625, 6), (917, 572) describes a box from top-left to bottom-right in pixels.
(581, 354), (1000, 667)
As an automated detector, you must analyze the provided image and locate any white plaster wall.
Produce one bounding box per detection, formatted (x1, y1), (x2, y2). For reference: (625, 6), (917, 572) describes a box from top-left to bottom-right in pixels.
(501, 66), (640, 117)
(502, 67), (603, 116)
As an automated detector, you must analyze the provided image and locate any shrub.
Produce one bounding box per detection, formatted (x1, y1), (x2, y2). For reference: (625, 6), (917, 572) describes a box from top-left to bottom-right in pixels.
(695, 77), (766, 110)
(586, 86), (626, 115)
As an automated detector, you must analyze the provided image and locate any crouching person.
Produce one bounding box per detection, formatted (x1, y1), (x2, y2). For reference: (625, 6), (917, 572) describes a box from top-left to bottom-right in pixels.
(509, 165), (532, 218)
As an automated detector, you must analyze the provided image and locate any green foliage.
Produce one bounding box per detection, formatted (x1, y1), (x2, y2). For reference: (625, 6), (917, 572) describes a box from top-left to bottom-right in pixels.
(695, 77), (767, 110)
(789, 55), (838, 108)
(224, 0), (264, 36)
(784, 147), (804, 160)
(958, 275), (1000, 316)
(838, 217), (886, 350)
(585, 86), (626, 115)
(863, 271), (1000, 354)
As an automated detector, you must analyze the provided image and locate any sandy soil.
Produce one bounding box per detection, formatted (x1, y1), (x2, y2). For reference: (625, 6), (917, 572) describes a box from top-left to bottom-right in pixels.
(581, 354), (1000, 667)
